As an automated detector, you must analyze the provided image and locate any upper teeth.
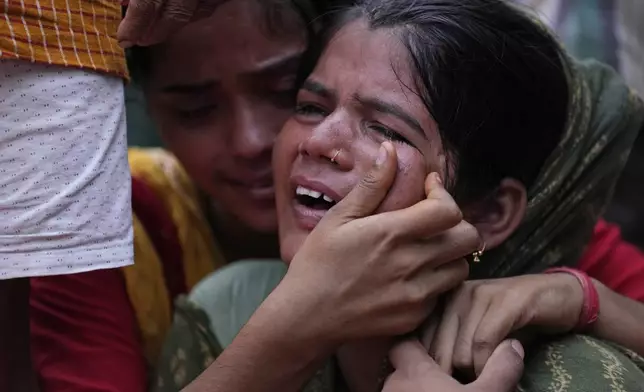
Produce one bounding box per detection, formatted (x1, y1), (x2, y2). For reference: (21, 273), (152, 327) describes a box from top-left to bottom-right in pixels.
(296, 186), (335, 203)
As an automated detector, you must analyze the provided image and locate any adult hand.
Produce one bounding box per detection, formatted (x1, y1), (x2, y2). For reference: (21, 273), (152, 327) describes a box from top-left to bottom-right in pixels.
(426, 274), (583, 376)
(270, 141), (480, 347)
(117, 0), (229, 48)
(383, 339), (524, 392)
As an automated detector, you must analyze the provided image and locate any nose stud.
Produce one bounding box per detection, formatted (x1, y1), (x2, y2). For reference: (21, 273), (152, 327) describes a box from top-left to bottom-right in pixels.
(330, 149), (342, 164)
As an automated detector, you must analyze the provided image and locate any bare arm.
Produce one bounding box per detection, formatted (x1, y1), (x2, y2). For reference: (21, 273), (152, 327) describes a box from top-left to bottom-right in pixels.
(183, 290), (331, 392)
(181, 147), (478, 392)
(590, 279), (644, 356)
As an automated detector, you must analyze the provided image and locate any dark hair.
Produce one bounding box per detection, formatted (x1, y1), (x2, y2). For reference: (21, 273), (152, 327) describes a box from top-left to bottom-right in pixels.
(299, 0), (569, 203)
(126, 0), (348, 84)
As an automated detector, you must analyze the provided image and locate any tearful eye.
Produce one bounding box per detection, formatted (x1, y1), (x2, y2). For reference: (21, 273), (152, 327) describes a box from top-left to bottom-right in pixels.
(369, 123), (411, 145)
(295, 103), (328, 118)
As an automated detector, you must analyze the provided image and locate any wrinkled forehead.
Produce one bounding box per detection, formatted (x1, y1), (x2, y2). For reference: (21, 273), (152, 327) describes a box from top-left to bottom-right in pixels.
(146, 0), (307, 85)
(314, 21), (419, 103)
(310, 21), (436, 135)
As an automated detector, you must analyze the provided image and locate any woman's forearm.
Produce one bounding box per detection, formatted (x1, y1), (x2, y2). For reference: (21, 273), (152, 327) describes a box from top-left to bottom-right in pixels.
(590, 279), (644, 356)
(182, 288), (332, 392)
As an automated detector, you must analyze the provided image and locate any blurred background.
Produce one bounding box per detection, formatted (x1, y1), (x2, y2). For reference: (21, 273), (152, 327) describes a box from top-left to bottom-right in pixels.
(519, 0), (644, 248)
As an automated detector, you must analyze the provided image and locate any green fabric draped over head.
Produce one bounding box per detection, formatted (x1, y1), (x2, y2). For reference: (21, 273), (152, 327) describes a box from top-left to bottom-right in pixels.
(472, 55), (644, 279)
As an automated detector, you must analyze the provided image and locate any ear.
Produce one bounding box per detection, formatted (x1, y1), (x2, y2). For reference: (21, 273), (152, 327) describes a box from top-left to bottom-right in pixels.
(462, 178), (527, 250)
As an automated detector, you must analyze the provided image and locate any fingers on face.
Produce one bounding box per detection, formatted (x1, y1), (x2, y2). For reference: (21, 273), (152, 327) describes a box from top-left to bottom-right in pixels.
(118, 0), (163, 45)
(119, 0), (206, 46)
(331, 142), (397, 221)
(143, 0), (199, 45)
(387, 194), (464, 239)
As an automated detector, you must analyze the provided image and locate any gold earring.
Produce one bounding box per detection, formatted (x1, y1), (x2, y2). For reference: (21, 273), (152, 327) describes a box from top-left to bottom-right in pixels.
(330, 149), (341, 164)
(472, 242), (486, 263)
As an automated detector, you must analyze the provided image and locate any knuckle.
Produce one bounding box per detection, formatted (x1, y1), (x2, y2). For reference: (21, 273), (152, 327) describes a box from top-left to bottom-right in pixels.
(472, 334), (495, 354)
(404, 283), (429, 307)
(459, 221), (481, 247)
(164, 6), (192, 22)
(359, 172), (380, 190)
(445, 202), (464, 223)
(430, 199), (462, 226)
(131, 0), (160, 10)
(471, 282), (497, 302)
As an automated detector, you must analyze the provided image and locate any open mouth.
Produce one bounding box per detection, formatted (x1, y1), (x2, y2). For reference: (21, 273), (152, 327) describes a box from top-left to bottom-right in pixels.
(295, 185), (338, 210)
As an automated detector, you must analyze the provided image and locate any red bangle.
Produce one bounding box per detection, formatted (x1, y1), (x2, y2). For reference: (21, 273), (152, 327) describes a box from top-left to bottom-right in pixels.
(544, 267), (600, 331)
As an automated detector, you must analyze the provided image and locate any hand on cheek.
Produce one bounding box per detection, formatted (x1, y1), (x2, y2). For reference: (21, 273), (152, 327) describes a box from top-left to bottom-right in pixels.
(268, 142), (478, 349)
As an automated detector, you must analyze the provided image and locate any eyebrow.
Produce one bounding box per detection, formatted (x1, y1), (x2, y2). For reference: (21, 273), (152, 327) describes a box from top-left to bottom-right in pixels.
(161, 52), (303, 95)
(301, 79), (337, 100)
(354, 95), (427, 139)
(301, 78), (426, 139)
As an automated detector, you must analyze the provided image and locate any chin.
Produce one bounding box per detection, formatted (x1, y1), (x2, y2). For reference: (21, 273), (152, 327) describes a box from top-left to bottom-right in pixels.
(237, 208), (279, 234)
(278, 230), (307, 265)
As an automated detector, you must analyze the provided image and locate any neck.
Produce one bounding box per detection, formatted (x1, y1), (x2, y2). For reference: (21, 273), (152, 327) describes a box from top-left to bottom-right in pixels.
(336, 338), (393, 392)
(209, 203), (280, 261)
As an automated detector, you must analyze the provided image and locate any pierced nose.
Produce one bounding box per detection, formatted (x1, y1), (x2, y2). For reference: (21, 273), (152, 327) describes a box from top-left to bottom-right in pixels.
(330, 148), (342, 164)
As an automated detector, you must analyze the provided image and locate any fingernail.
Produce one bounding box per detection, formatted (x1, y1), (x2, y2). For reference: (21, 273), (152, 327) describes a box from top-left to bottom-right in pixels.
(511, 340), (525, 359)
(119, 40), (134, 49)
(434, 173), (443, 185)
(375, 143), (388, 167)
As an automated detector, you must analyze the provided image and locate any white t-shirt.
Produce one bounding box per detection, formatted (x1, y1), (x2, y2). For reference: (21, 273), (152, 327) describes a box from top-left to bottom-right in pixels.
(0, 59), (133, 279)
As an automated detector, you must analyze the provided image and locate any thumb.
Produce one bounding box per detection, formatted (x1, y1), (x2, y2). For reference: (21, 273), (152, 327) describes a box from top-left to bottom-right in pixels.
(469, 340), (525, 392)
(389, 339), (440, 376)
(328, 142), (397, 221)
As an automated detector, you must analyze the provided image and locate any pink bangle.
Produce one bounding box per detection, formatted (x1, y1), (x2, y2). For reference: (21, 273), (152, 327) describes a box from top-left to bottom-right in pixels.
(544, 267), (600, 331)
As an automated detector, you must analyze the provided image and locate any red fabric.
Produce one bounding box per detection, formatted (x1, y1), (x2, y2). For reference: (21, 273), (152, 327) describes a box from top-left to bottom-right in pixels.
(30, 269), (147, 392)
(31, 176), (185, 392)
(577, 219), (644, 302)
(131, 176), (187, 303)
(30, 219), (644, 392)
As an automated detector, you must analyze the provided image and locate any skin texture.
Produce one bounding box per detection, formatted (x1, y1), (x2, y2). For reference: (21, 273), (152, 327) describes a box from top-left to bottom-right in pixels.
(271, 18), (644, 391)
(118, 0), (231, 47)
(273, 21), (481, 392)
(274, 21), (445, 263)
(185, 134), (479, 392)
(383, 339), (524, 392)
(424, 273), (644, 378)
(143, 0), (305, 257)
(132, 5), (644, 392)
